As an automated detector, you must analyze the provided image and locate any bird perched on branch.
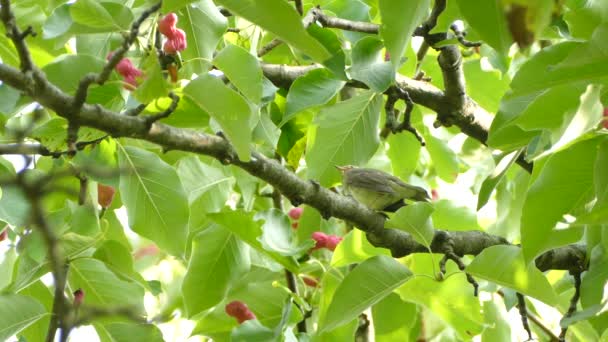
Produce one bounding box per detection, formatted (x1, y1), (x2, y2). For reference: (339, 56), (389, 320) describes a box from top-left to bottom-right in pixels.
(336, 165), (430, 211)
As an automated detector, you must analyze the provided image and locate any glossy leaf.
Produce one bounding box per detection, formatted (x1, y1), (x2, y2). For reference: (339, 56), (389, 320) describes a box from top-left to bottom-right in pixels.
(0, 294), (47, 341)
(349, 36), (394, 92)
(478, 150), (522, 210)
(183, 74), (253, 161)
(215, 0), (330, 62)
(306, 91), (382, 186)
(379, 0), (430, 70)
(182, 225), (250, 317)
(177, 156), (234, 214)
(118, 146), (189, 256)
(385, 202), (435, 248)
(213, 44), (263, 105)
(256, 209), (315, 257)
(467, 245), (558, 305)
(456, 0), (512, 55)
(320, 255), (413, 332)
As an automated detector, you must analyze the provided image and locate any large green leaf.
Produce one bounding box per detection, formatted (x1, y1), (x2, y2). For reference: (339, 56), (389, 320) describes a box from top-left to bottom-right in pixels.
(431, 199), (483, 231)
(256, 209), (315, 257)
(180, 1), (228, 75)
(183, 74), (253, 161)
(132, 53), (170, 104)
(118, 145), (189, 256)
(320, 255), (413, 332)
(331, 229), (391, 268)
(208, 210), (299, 272)
(425, 132), (460, 183)
(456, 0), (512, 56)
(213, 44), (263, 105)
(282, 68), (345, 126)
(306, 91), (382, 186)
(349, 36), (394, 92)
(379, 0), (430, 70)
(182, 225), (250, 317)
(68, 258), (145, 309)
(18, 281), (53, 342)
(466, 245), (558, 305)
(387, 131), (421, 181)
(385, 202), (435, 248)
(96, 323), (164, 342)
(177, 156), (234, 214)
(215, 0), (330, 63)
(0, 294), (47, 341)
(478, 150), (522, 210)
(521, 138), (598, 261)
(70, 0), (133, 31)
(372, 293), (418, 342)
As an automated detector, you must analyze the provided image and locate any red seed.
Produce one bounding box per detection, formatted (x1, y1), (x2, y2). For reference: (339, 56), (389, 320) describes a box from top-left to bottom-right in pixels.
(302, 276), (319, 287)
(225, 300), (256, 324)
(325, 235), (342, 251)
(97, 183), (116, 209)
(73, 288), (85, 307)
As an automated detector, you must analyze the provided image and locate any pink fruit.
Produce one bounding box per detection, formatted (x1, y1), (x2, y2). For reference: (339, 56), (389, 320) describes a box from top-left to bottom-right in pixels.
(325, 235), (342, 251)
(603, 108), (608, 129)
(158, 13), (178, 37)
(163, 28), (187, 54)
(0, 229), (7, 242)
(311, 232), (328, 250)
(97, 183), (116, 209)
(288, 207), (303, 220)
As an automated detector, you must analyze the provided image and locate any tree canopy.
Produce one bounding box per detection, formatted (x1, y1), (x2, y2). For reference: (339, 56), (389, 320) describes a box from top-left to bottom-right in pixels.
(0, 0), (606, 341)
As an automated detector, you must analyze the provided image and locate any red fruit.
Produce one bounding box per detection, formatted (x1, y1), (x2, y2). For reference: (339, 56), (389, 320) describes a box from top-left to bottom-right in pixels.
(0, 229), (7, 242)
(107, 52), (144, 90)
(133, 244), (160, 260)
(288, 207), (303, 220)
(603, 108), (608, 129)
(97, 183), (116, 209)
(163, 28), (187, 54)
(325, 235), (342, 251)
(159, 13), (178, 37)
(225, 300), (256, 324)
(73, 288), (84, 307)
(291, 222), (299, 229)
(311, 232), (328, 250)
(302, 276), (319, 288)
(431, 189), (439, 201)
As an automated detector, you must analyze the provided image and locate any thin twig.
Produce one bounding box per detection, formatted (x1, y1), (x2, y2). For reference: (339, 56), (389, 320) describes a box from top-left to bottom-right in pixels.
(144, 92), (180, 125)
(516, 293), (534, 341)
(559, 271), (582, 341)
(0, 0), (35, 71)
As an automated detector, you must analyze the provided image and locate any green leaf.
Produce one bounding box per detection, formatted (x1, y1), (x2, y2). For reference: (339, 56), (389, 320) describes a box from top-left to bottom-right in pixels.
(132, 53), (170, 104)
(182, 225), (250, 317)
(387, 132), (421, 180)
(98, 323), (164, 342)
(180, 1), (228, 75)
(320, 255), (413, 332)
(425, 132), (459, 183)
(455, 0), (512, 55)
(17, 281), (53, 342)
(256, 209), (315, 257)
(183, 74), (253, 161)
(466, 245), (558, 305)
(163, 0), (198, 13)
(177, 156), (234, 214)
(215, 0), (330, 63)
(372, 293), (418, 341)
(282, 68), (345, 126)
(478, 150), (523, 210)
(208, 210), (299, 272)
(231, 320), (275, 342)
(118, 145), (189, 256)
(0, 294), (47, 341)
(379, 0), (430, 70)
(563, 1), (608, 39)
(70, 0), (133, 31)
(349, 36), (394, 92)
(68, 258), (145, 310)
(306, 91), (382, 186)
(331, 229), (391, 268)
(385, 202), (435, 248)
(481, 298), (512, 341)
(0, 248), (17, 291)
(42, 55), (122, 106)
(431, 199), (483, 231)
(463, 59), (510, 113)
(42, 4), (72, 39)
(213, 44), (263, 105)
(521, 138), (598, 262)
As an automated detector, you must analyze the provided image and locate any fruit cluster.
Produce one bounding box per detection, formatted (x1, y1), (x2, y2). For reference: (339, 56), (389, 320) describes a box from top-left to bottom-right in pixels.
(107, 53), (144, 90)
(225, 300), (256, 324)
(311, 232), (342, 251)
(288, 207), (302, 229)
(158, 13), (187, 54)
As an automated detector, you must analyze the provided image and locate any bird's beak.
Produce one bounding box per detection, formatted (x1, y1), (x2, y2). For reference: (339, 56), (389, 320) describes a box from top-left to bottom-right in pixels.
(335, 165), (347, 172)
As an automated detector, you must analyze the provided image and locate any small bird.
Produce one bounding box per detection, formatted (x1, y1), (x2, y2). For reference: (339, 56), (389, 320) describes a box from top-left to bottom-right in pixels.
(336, 165), (430, 211)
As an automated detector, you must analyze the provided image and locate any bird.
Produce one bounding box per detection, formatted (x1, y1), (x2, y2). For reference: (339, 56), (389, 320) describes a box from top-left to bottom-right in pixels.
(335, 165), (430, 211)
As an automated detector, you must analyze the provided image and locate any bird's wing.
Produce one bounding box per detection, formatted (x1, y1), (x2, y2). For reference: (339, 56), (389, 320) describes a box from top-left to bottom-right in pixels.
(345, 168), (396, 194)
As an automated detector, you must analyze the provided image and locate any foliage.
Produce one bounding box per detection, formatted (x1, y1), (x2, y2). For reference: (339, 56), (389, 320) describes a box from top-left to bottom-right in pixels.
(0, 0), (607, 341)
